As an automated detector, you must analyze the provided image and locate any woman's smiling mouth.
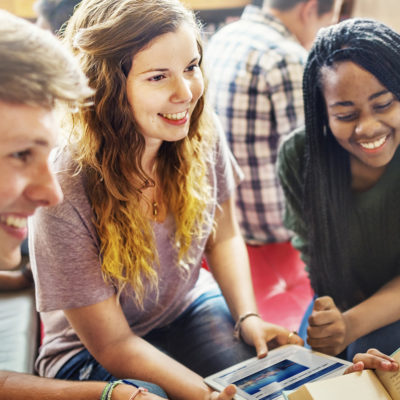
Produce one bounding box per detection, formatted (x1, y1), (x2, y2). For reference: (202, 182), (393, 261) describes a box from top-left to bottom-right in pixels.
(358, 134), (389, 152)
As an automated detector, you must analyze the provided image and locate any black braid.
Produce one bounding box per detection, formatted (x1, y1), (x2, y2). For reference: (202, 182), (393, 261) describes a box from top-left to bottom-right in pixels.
(302, 18), (400, 310)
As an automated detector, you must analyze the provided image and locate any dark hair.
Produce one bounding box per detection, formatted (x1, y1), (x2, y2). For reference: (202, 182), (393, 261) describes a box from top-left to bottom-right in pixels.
(269, 0), (335, 15)
(35, 0), (82, 34)
(302, 18), (400, 309)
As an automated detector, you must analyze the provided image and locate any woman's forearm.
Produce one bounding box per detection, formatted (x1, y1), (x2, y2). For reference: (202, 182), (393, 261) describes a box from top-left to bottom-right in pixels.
(97, 333), (211, 400)
(0, 371), (107, 400)
(344, 275), (400, 343)
(206, 234), (258, 321)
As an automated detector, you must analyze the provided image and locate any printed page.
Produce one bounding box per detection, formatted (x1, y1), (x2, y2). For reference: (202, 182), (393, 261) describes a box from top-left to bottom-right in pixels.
(294, 370), (391, 400)
(377, 348), (400, 400)
(204, 345), (350, 400)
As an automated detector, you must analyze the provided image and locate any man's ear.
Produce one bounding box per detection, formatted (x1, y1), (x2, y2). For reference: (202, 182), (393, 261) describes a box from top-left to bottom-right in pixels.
(299, 0), (319, 24)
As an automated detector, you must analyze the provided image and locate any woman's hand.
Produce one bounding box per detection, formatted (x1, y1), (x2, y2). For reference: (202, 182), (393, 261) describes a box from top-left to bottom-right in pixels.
(307, 296), (351, 356)
(239, 315), (304, 358)
(209, 384), (237, 400)
(344, 348), (399, 374)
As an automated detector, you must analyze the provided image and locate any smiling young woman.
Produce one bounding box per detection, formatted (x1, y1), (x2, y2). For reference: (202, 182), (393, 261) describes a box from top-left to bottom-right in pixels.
(29, 1), (302, 400)
(278, 18), (400, 362)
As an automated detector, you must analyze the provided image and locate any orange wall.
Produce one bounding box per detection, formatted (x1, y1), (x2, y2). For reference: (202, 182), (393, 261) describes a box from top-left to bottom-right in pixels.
(0, 0), (36, 18)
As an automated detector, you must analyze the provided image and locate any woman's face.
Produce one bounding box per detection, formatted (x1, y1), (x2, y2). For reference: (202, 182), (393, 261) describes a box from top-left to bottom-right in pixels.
(322, 61), (400, 177)
(126, 22), (204, 148)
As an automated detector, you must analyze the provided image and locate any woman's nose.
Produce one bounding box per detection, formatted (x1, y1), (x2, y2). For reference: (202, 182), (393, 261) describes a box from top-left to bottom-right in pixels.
(355, 114), (383, 137)
(170, 77), (192, 103)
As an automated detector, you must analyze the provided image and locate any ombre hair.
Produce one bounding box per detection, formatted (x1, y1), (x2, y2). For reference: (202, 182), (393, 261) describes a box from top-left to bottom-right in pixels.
(63, 0), (214, 306)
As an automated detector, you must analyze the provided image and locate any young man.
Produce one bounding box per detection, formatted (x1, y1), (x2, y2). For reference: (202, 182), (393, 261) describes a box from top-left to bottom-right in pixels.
(0, 9), (167, 400)
(206, 0), (341, 248)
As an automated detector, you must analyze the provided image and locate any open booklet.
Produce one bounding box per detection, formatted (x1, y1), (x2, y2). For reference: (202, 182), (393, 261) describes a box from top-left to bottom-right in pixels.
(282, 347), (400, 400)
(204, 345), (351, 400)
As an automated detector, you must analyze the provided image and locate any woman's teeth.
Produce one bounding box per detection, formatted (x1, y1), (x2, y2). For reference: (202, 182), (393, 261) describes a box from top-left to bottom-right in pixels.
(161, 111), (186, 120)
(359, 135), (387, 150)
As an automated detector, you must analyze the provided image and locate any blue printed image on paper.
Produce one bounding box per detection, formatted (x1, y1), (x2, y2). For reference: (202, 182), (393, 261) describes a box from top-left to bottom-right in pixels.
(233, 359), (308, 395)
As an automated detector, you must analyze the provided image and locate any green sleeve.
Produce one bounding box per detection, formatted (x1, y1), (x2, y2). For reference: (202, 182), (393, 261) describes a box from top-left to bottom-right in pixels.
(277, 128), (310, 267)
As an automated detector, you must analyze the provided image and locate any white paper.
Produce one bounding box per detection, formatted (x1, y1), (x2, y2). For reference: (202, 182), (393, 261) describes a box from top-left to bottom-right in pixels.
(205, 345), (351, 400)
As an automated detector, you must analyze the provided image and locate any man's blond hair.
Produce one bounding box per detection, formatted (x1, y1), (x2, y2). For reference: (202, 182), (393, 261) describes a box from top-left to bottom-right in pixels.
(0, 10), (92, 109)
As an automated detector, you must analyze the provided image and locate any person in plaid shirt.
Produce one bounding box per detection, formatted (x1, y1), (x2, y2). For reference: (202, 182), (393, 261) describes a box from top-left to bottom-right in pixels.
(206, 0), (339, 247)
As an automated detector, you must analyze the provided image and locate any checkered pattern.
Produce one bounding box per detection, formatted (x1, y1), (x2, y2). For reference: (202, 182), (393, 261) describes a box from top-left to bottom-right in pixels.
(206, 5), (307, 244)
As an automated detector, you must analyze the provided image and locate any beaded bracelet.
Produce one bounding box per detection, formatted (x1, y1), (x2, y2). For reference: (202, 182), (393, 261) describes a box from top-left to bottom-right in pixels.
(233, 312), (261, 340)
(101, 380), (122, 400)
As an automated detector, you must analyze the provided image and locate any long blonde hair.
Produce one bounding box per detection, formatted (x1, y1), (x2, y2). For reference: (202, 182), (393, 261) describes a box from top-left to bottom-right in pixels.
(63, 0), (214, 306)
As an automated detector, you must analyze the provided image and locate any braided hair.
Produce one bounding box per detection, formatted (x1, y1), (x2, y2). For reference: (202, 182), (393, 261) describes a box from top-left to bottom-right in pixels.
(302, 18), (400, 309)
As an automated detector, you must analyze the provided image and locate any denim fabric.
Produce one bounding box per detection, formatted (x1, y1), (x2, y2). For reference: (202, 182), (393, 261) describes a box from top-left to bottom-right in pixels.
(298, 295), (316, 349)
(55, 348), (167, 397)
(56, 289), (255, 387)
(143, 289), (256, 377)
(299, 296), (400, 360)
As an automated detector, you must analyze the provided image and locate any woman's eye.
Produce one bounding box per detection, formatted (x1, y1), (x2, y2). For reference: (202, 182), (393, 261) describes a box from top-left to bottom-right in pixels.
(149, 74), (165, 82)
(335, 113), (357, 122)
(186, 64), (199, 72)
(375, 99), (393, 111)
(11, 150), (32, 162)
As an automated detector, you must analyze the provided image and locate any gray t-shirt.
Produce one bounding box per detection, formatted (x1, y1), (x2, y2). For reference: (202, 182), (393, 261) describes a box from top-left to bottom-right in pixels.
(30, 123), (243, 377)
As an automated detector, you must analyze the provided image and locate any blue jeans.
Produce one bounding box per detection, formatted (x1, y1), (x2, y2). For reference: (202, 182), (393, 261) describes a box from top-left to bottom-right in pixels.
(55, 350), (167, 397)
(56, 290), (255, 384)
(299, 296), (400, 360)
(143, 289), (255, 377)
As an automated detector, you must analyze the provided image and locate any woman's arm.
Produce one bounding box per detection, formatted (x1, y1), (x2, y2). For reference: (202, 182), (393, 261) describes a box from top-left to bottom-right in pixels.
(0, 371), (149, 400)
(308, 276), (400, 355)
(64, 295), (235, 400)
(344, 275), (400, 342)
(205, 196), (303, 357)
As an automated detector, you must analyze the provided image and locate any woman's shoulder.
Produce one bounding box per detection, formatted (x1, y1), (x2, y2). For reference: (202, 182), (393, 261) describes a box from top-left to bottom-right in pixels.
(49, 147), (91, 212)
(279, 127), (306, 156)
(278, 127), (306, 171)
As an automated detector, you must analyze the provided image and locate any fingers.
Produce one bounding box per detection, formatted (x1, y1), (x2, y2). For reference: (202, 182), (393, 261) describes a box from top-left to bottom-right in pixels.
(288, 332), (304, 346)
(352, 349), (399, 372)
(253, 326), (303, 358)
(313, 296), (335, 311)
(307, 297), (346, 354)
(211, 384), (237, 400)
(343, 361), (365, 375)
(241, 319), (304, 360)
(253, 335), (268, 358)
(309, 297), (339, 327)
(270, 327), (304, 348)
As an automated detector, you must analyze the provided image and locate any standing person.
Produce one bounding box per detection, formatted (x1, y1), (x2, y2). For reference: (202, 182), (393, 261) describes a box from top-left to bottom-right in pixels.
(278, 18), (400, 361)
(30, 1), (303, 400)
(34, 0), (82, 35)
(0, 9), (165, 400)
(206, 0), (340, 252)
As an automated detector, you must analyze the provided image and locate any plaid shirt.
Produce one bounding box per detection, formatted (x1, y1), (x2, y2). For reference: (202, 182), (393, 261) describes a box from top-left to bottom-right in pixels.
(205, 5), (307, 245)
